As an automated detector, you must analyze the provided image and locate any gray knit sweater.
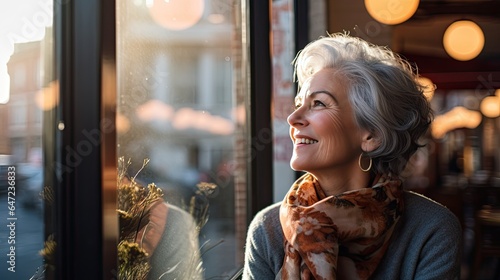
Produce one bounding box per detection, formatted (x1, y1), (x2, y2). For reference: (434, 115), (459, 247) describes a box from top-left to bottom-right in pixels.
(243, 191), (462, 280)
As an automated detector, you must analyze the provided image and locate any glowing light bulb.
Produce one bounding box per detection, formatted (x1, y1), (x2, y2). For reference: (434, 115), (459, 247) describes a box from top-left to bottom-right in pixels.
(148, 0), (204, 30)
(480, 95), (500, 118)
(443, 20), (484, 61)
(365, 0), (419, 25)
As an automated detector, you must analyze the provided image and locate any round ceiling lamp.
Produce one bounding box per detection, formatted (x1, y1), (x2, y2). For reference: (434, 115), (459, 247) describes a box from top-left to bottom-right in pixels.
(443, 20), (484, 61)
(148, 0), (204, 31)
(365, 0), (419, 25)
(480, 95), (500, 118)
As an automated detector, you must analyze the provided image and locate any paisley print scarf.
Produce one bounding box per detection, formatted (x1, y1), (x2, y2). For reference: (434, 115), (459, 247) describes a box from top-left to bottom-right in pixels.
(279, 173), (404, 280)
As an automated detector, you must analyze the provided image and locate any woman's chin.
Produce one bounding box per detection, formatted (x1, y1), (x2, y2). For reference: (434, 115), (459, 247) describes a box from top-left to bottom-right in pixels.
(290, 162), (306, 172)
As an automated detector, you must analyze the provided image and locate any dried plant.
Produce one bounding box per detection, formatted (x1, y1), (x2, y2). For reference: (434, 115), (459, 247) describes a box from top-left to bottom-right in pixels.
(39, 234), (56, 263)
(117, 157), (163, 279)
(29, 234), (56, 280)
(32, 156), (218, 280)
(118, 241), (150, 280)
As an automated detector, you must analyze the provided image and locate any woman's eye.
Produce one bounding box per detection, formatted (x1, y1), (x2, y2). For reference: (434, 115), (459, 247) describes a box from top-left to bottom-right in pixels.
(294, 103), (302, 110)
(313, 100), (325, 107)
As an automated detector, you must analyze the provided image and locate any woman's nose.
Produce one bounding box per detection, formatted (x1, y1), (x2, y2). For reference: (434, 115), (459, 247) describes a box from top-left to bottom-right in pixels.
(287, 106), (307, 127)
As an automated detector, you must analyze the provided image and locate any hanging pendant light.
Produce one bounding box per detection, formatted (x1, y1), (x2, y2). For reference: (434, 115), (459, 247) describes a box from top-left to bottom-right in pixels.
(443, 20), (484, 61)
(365, 0), (419, 25)
(148, 0), (204, 31)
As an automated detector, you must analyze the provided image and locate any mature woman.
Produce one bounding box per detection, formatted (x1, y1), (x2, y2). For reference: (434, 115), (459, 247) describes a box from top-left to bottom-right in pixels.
(243, 33), (462, 280)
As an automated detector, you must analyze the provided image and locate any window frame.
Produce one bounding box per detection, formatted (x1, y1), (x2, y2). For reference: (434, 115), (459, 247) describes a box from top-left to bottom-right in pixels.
(52, 0), (116, 279)
(49, 0), (301, 278)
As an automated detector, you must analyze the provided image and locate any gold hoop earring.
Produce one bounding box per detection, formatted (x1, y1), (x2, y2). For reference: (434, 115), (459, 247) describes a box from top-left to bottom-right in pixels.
(358, 153), (372, 172)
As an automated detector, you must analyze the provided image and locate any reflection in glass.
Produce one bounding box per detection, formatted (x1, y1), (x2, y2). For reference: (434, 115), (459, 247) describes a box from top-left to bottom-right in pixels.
(0, 0), (54, 279)
(116, 0), (248, 278)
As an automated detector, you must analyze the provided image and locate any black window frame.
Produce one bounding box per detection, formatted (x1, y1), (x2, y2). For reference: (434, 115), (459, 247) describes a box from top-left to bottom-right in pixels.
(52, 0), (116, 279)
(49, 0), (307, 278)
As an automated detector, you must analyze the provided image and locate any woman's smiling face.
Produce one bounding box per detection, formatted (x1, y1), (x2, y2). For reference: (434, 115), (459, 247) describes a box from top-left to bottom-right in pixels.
(288, 68), (366, 175)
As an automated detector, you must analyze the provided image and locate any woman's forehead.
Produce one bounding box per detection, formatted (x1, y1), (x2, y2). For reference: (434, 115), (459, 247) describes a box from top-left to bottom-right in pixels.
(295, 69), (342, 101)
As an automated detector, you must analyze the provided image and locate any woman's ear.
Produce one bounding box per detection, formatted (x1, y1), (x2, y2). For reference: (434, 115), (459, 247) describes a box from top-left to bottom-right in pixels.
(361, 131), (380, 152)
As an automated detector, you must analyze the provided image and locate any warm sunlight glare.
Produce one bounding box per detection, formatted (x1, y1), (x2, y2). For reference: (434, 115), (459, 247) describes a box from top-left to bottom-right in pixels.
(0, 71), (10, 104)
(0, 0), (52, 103)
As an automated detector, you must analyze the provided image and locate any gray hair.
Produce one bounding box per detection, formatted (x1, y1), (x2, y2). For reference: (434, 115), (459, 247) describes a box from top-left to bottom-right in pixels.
(294, 33), (433, 175)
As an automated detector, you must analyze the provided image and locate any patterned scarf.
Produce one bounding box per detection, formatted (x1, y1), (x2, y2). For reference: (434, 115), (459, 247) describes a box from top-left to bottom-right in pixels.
(279, 173), (404, 280)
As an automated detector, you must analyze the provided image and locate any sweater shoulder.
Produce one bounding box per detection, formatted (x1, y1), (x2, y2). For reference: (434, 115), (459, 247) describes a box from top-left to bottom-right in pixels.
(251, 202), (281, 223)
(402, 190), (462, 232)
(404, 191), (460, 221)
(373, 191), (462, 279)
(247, 202), (282, 238)
(245, 202), (285, 277)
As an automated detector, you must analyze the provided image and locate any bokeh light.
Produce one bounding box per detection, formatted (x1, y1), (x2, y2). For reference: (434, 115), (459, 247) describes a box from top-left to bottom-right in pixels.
(443, 20), (484, 61)
(148, 0), (204, 30)
(365, 0), (419, 25)
(480, 95), (500, 118)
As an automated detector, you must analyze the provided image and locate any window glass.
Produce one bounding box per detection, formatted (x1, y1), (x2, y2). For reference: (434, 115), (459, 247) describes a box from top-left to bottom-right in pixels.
(271, 0), (296, 201)
(13, 64), (26, 89)
(116, 0), (249, 278)
(0, 1), (53, 279)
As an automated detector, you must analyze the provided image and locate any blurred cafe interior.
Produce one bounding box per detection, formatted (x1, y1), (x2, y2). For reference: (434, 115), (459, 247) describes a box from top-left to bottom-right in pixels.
(313, 2), (500, 279)
(0, 0), (499, 279)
